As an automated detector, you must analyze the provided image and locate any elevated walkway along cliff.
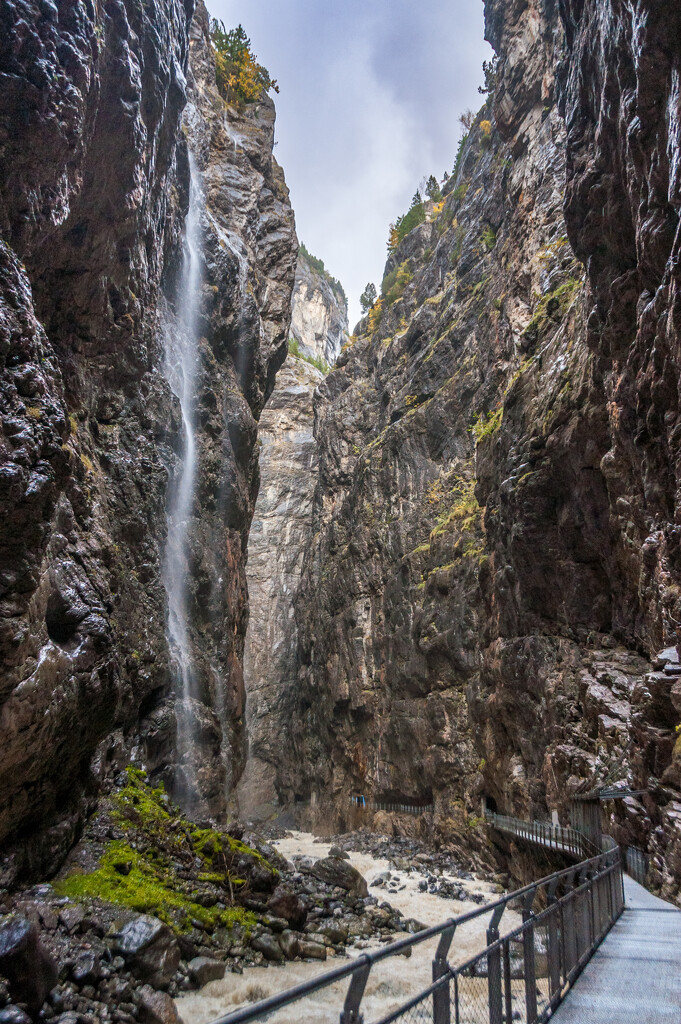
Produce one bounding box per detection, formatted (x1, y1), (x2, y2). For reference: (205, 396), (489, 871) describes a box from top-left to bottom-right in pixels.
(551, 875), (681, 1023)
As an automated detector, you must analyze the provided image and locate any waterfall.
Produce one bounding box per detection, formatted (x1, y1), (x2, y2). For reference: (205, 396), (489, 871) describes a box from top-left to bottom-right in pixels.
(163, 152), (203, 807)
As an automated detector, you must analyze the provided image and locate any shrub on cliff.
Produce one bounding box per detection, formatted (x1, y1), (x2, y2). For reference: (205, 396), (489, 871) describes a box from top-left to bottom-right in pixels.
(288, 336), (330, 374)
(211, 21), (279, 104)
(382, 261), (413, 305)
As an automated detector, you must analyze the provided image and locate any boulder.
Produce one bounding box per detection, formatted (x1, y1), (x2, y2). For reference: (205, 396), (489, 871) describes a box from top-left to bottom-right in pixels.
(113, 916), (180, 989)
(0, 1009), (32, 1024)
(0, 916), (58, 1014)
(57, 906), (85, 934)
(298, 940), (327, 960)
(278, 930), (301, 960)
(188, 957), (225, 987)
(71, 950), (101, 986)
(250, 933), (284, 962)
(308, 858), (368, 897)
(266, 888), (307, 929)
(328, 846), (350, 860)
(317, 922), (348, 944)
(137, 986), (182, 1024)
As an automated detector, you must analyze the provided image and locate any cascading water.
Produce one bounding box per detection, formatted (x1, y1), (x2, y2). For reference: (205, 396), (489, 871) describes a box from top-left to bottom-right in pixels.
(163, 152), (203, 808)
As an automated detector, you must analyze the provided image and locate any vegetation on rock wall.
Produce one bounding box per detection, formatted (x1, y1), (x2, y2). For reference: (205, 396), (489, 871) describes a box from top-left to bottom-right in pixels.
(289, 335), (329, 374)
(55, 768), (268, 934)
(211, 20), (279, 104)
(299, 243), (347, 308)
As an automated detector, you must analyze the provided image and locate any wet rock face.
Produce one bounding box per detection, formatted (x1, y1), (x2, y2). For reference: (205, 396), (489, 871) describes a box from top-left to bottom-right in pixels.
(0, 0), (296, 875)
(290, 250), (349, 367)
(0, 0), (194, 883)
(238, 356), (323, 818)
(558, 0), (681, 898)
(281, 0), (681, 897)
(151, 5), (297, 814)
(288, 0), (595, 834)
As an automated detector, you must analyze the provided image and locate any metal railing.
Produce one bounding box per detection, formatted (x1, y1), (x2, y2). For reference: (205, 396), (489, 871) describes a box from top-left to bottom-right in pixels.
(208, 848), (623, 1024)
(350, 796), (435, 817)
(483, 810), (600, 860)
(624, 845), (649, 886)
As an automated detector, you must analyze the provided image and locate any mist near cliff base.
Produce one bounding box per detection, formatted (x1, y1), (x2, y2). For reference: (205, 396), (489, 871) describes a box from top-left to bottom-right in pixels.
(208, 0), (493, 326)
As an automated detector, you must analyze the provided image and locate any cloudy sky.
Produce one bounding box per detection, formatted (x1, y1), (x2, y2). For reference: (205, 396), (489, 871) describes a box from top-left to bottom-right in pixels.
(208, 1), (493, 326)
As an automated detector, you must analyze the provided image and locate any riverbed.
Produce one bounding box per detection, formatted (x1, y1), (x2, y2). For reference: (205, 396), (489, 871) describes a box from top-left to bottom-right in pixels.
(177, 831), (518, 1024)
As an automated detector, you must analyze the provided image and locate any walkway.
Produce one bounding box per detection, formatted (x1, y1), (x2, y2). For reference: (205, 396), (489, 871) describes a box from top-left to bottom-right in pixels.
(483, 809), (591, 859)
(552, 875), (681, 1022)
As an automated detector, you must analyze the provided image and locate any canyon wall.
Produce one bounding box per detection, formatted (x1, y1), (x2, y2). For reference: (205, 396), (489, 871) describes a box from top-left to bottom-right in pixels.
(275, 0), (681, 897)
(290, 247), (349, 367)
(0, 0), (296, 883)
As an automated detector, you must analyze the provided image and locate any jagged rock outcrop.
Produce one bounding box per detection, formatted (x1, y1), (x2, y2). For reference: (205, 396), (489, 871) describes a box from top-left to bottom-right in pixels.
(278, 0), (681, 899)
(290, 247), (348, 367)
(0, 0), (296, 882)
(239, 355), (323, 819)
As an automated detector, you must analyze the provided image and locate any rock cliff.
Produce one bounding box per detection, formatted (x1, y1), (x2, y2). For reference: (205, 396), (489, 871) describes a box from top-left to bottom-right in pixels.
(152, 5), (297, 816)
(290, 246), (348, 368)
(239, 355), (323, 819)
(273, 0), (681, 899)
(0, 0), (296, 883)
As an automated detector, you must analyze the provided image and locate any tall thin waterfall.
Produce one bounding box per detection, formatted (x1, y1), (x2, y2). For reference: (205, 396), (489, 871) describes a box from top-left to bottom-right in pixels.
(163, 153), (203, 806)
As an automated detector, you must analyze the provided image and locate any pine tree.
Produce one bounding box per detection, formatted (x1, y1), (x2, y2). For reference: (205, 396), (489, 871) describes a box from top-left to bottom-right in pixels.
(478, 56), (499, 95)
(425, 175), (442, 202)
(360, 283), (377, 314)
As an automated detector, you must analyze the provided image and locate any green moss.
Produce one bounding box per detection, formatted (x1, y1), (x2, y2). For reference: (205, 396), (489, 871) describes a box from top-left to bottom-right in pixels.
(54, 841), (256, 934)
(449, 225), (465, 267)
(430, 478), (482, 541)
(113, 767), (170, 826)
(288, 336), (329, 374)
(54, 767), (274, 938)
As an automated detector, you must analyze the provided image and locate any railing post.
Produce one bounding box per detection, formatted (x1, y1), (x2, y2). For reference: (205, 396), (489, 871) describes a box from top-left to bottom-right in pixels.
(566, 869), (578, 978)
(522, 888), (538, 1024)
(432, 924), (455, 1024)
(340, 959), (371, 1024)
(486, 904), (506, 1024)
(590, 863), (600, 941)
(546, 878), (561, 1005)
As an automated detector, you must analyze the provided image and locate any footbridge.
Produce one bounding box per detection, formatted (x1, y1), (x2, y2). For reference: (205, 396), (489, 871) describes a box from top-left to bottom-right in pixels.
(203, 810), (681, 1024)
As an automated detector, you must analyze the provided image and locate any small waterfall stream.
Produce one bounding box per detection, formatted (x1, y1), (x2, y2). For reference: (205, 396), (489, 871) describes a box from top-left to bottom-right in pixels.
(163, 152), (203, 807)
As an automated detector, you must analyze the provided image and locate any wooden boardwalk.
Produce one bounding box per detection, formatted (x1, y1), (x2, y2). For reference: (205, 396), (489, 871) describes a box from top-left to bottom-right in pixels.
(552, 875), (681, 1022)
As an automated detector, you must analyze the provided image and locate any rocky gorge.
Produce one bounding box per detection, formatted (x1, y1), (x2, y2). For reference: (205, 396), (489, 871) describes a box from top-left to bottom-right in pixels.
(1, 0), (681, 1019)
(248, 0), (681, 904)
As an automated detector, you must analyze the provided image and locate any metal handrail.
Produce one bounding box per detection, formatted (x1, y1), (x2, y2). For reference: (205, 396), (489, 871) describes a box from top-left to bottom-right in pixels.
(484, 809), (601, 858)
(208, 847), (622, 1024)
(350, 797), (435, 816)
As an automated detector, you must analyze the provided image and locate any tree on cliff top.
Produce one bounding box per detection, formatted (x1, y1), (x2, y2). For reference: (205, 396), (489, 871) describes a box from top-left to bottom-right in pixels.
(426, 175), (442, 202)
(211, 21), (279, 104)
